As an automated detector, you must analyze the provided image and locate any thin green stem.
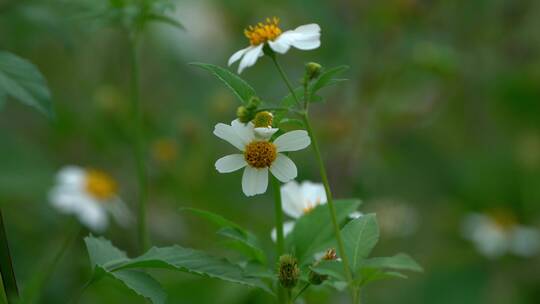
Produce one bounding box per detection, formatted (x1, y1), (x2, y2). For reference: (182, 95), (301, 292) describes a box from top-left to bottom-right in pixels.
(0, 209), (18, 303)
(269, 56), (356, 301)
(129, 35), (150, 252)
(293, 283), (311, 302)
(271, 176), (285, 256)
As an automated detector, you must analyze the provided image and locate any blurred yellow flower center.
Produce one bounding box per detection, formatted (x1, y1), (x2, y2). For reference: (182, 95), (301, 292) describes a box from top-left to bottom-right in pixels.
(303, 198), (322, 214)
(252, 111), (274, 128)
(152, 139), (178, 163)
(244, 141), (276, 168)
(85, 169), (117, 200)
(244, 17), (282, 46)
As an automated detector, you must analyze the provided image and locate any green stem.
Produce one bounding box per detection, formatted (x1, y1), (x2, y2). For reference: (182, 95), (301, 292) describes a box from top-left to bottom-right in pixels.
(293, 283), (311, 302)
(0, 209), (18, 303)
(269, 56), (355, 301)
(129, 35), (150, 252)
(271, 176), (285, 256)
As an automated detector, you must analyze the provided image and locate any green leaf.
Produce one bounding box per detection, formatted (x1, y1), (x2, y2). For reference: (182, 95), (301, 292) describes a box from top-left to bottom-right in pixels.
(310, 260), (346, 281)
(181, 208), (267, 264)
(111, 270), (167, 304)
(84, 236), (166, 304)
(310, 65), (349, 94)
(0, 51), (53, 117)
(114, 245), (274, 295)
(85, 235), (129, 268)
(278, 118), (304, 129)
(146, 13), (185, 30)
(190, 63), (256, 105)
(361, 253), (423, 272)
(290, 199), (362, 263)
(341, 214), (379, 273)
(356, 268), (408, 286)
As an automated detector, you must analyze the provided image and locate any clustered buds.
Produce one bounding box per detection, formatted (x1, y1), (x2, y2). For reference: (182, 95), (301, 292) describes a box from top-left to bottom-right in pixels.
(278, 254), (300, 289)
(309, 248), (338, 285)
(305, 62), (322, 80)
(236, 96), (262, 123)
(252, 111), (273, 128)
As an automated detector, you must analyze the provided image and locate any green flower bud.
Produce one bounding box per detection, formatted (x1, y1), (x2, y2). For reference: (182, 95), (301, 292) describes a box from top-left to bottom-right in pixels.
(305, 62), (322, 80)
(236, 106), (252, 123)
(278, 254), (300, 289)
(252, 111), (273, 128)
(246, 96), (262, 110)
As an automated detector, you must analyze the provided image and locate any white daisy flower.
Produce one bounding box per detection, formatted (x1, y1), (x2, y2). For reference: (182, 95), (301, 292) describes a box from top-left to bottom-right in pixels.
(228, 17), (321, 73)
(48, 166), (132, 232)
(271, 180), (362, 241)
(214, 119), (310, 197)
(462, 212), (540, 259)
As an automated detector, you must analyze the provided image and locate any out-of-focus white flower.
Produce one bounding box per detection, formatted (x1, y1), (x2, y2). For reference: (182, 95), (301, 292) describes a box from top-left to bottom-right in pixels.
(228, 17), (321, 73)
(271, 180), (362, 241)
(372, 199), (419, 238)
(214, 119), (310, 197)
(48, 166), (132, 232)
(462, 212), (540, 259)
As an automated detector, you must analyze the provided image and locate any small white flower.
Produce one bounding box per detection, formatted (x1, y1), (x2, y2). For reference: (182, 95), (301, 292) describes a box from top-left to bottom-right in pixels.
(48, 166), (132, 232)
(462, 212), (540, 259)
(214, 119), (310, 196)
(271, 180), (361, 241)
(228, 17), (321, 73)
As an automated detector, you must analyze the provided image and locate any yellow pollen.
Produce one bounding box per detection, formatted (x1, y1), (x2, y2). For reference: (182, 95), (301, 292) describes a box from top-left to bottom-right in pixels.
(244, 141), (277, 168)
(303, 203), (315, 214)
(244, 17), (282, 46)
(253, 111), (274, 128)
(85, 169), (117, 200)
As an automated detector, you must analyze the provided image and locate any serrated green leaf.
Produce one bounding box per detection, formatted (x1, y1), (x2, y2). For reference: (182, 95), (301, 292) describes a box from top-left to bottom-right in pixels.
(290, 199), (362, 263)
(0, 51), (53, 117)
(341, 214), (379, 273)
(361, 253), (423, 272)
(217, 227), (267, 264)
(84, 235), (128, 268)
(310, 65), (349, 93)
(190, 62), (256, 105)
(181, 208), (266, 264)
(84, 236), (165, 304)
(310, 260), (346, 281)
(111, 270), (167, 304)
(114, 246), (274, 295)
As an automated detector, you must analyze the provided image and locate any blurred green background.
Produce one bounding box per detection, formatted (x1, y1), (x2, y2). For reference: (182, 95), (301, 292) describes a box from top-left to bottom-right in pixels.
(1, 0), (540, 303)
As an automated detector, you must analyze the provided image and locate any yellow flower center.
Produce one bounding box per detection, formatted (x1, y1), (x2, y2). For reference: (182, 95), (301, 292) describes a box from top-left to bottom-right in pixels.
(85, 169), (117, 200)
(244, 17), (282, 46)
(244, 141), (277, 168)
(303, 198), (322, 214)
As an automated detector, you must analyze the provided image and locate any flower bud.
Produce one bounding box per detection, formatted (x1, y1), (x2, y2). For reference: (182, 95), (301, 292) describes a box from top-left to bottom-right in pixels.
(308, 248), (338, 285)
(252, 111), (273, 128)
(236, 106), (252, 123)
(278, 254), (300, 289)
(305, 62), (322, 80)
(246, 96), (262, 111)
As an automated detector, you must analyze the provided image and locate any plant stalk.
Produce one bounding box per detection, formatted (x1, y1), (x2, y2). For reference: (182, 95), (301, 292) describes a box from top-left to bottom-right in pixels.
(0, 209), (18, 303)
(270, 56), (356, 302)
(129, 35), (150, 252)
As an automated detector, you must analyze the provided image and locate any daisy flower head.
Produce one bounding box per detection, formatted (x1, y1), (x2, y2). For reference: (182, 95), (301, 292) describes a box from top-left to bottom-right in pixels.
(214, 119), (311, 197)
(228, 17), (321, 73)
(48, 166), (132, 232)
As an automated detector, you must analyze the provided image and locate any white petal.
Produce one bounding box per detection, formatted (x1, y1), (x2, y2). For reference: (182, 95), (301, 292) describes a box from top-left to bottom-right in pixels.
(268, 33), (294, 54)
(270, 154), (297, 183)
(349, 211), (363, 219)
(300, 181), (327, 208)
(104, 197), (133, 228)
(510, 227), (540, 257)
(49, 186), (85, 213)
(242, 166), (269, 196)
(213, 122), (245, 151)
(280, 181), (304, 218)
(77, 199), (108, 232)
(238, 44), (264, 74)
(271, 221), (296, 242)
(228, 46), (251, 66)
(56, 166), (86, 188)
(231, 119), (256, 145)
(215, 154), (247, 173)
(254, 127), (279, 140)
(273, 130), (311, 152)
(288, 24), (321, 50)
